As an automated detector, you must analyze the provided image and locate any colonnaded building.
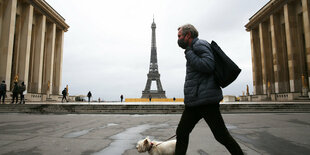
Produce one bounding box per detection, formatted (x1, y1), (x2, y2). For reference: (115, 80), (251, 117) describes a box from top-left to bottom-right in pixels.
(0, 0), (69, 101)
(245, 0), (310, 101)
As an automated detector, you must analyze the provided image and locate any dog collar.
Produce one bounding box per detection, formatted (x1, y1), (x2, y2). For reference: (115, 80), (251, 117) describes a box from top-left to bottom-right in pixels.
(148, 142), (154, 152)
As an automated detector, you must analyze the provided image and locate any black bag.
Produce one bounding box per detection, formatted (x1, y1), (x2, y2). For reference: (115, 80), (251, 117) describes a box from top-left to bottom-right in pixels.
(62, 89), (66, 95)
(210, 41), (241, 88)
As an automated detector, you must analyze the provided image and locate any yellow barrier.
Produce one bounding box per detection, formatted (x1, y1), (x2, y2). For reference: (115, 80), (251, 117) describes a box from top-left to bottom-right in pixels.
(125, 98), (184, 102)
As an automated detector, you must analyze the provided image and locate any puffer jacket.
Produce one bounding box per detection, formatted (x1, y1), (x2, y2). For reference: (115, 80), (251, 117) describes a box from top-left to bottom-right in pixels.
(184, 38), (223, 107)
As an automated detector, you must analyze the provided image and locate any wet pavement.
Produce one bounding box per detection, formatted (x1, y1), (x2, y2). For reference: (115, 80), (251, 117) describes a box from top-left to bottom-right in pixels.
(0, 113), (309, 155)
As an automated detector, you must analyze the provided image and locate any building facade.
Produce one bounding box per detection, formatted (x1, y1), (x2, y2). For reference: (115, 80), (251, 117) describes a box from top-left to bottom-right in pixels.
(245, 0), (310, 101)
(0, 0), (69, 101)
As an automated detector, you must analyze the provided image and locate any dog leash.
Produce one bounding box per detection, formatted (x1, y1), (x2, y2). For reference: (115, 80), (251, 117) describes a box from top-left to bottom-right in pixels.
(155, 134), (176, 146)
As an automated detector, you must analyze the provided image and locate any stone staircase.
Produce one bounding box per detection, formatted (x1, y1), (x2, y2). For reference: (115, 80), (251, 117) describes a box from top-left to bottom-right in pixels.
(0, 103), (310, 114)
(220, 103), (310, 113)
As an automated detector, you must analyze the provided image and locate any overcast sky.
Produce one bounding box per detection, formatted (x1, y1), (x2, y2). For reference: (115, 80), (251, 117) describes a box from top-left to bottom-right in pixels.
(46, 0), (269, 101)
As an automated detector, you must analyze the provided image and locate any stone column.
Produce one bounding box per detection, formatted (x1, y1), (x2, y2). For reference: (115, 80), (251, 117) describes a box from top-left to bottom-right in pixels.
(0, 0), (17, 89)
(250, 28), (263, 95)
(284, 3), (302, 92)
(16, 3), (33, 85)
(42, 23), (56, 94)
(270, 13), (290, 93)
(52, 29), (64, 95)
(259, 22), (274, 94)
(0, 2), (2, 31)
(302, 0), (310, 88)
(270, 14), (280, 93)
(31, 14), (46, 93)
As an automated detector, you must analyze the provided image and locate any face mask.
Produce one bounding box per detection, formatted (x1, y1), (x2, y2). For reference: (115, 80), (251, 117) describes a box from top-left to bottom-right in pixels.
(178, 38), (188, 49)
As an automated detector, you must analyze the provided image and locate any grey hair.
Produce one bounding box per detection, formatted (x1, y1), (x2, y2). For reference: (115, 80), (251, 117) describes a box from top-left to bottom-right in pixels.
(178, 24), (199, 38)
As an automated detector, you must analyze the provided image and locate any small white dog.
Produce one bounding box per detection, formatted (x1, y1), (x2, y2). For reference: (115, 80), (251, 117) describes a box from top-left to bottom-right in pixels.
(136, 137), (176, 155)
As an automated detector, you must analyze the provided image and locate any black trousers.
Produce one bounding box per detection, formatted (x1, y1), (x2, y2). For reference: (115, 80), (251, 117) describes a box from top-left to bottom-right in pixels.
(175, 103), (243, 155)
(0, 92), (5, 103)
(62, 95), (67, 102)
(20, 93), (25, 104)
(12, 93), (18, 103)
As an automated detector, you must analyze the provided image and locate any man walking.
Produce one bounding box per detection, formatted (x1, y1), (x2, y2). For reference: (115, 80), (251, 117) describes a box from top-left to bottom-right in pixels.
(19, 82), (26, 104)
(62, 88), (68, 102)
(148, 95), (152, 102)
(175, 24), (243, 155)
(11, 82), (19, 104)
(0, 81), (6, 104)
(87, 91), (92, 103)
(120, 94), (123, 102)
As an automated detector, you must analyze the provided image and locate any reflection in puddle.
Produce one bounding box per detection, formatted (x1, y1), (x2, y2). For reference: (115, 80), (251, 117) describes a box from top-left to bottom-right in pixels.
(93, 124), (152, 155)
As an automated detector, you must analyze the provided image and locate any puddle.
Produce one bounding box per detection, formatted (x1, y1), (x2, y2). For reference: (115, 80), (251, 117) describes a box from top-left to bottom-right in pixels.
(131, 114), (178, 117)
(99, 123), (118, 129)
(287, 119), (310, 126)
(63, 128), (95, 138)
(198, 149), (209, 155)
(232, 131), (310, 154)
(107, 123), (118, 126)
(93, 124), (152, 155)
(226, 124), (237, 130)
(64, 123), (119, 138)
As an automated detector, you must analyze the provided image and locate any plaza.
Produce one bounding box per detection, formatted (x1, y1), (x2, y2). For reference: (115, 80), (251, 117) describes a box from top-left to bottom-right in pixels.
(1, 1), (310, 154)
(0, 112), (309, 155)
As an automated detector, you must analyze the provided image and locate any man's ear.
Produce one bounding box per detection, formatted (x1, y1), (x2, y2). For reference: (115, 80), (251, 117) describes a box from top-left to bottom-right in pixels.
(185, 32), (191, 40)
(144, 139), (148, 144)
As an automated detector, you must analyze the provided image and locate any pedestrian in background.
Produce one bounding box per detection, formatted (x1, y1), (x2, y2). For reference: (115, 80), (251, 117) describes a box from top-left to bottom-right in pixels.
(175, 24), (243, 155)
(149, 95), (152, 102)
(11, 82), (19, 104)
(0, 81), (6, 104)
(62, 88), (68, 102)
(120, 94), (124, 102)
(19, 82), (26, 104)
(87, 91), (92, 103)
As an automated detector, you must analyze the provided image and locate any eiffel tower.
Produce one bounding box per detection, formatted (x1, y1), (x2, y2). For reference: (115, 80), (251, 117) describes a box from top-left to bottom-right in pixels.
(141, 18), (166, 98)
